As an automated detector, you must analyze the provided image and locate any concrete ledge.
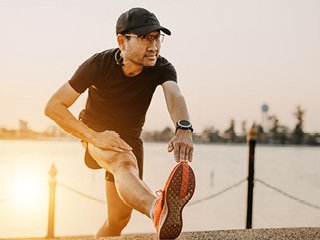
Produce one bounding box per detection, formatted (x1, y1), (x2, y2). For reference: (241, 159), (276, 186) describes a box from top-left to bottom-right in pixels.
(2, 227), (320, 240)
(106, 228), (320, 240)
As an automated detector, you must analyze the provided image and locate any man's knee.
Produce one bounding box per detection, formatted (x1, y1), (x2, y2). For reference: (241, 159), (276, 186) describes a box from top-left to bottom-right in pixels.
(88, 144), (137, 171)
(112, 152), (138, 172)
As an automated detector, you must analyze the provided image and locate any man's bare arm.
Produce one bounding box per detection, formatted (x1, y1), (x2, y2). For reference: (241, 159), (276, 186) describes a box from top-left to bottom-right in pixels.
(162, 81), (190, 123)
(44, 82), (96, 141)
(162, 81), (193, 162)
(44, 82), (131, 152)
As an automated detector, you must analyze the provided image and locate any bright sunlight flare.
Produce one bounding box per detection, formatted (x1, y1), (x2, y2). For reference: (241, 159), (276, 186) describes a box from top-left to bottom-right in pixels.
(9, 171), (46, 208)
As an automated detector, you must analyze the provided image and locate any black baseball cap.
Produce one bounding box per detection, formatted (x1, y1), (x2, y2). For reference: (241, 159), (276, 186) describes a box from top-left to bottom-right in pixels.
(116, 7), (171, 36)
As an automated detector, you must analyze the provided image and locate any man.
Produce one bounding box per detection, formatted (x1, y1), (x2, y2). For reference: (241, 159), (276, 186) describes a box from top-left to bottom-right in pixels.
(45, 7), (195, 239)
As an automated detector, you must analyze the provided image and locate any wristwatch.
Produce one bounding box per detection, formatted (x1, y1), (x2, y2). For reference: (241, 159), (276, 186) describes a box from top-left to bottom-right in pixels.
(175, 120), (193, 133)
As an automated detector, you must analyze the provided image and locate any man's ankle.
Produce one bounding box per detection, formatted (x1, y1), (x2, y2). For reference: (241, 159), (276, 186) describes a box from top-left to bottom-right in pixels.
(94, 224), (121, 238)
(149, 198), (158, 220)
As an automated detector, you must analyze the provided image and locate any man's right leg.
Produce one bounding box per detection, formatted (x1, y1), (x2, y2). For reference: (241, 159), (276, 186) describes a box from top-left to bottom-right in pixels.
(88, 143), (195, 239)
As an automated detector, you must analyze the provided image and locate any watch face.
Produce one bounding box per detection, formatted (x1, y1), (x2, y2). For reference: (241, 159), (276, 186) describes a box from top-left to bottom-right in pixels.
(179, 120), (191, 127)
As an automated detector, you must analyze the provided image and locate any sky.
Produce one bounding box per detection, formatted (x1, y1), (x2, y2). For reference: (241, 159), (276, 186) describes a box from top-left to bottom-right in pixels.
(1, 0), (320, 133)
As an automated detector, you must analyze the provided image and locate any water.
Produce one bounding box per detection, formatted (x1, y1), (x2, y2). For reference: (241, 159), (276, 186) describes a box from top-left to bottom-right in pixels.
(0, 140), (319, 238)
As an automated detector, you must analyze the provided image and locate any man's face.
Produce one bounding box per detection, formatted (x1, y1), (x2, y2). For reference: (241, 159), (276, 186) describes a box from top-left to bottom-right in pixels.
(121, 31), (162, 67)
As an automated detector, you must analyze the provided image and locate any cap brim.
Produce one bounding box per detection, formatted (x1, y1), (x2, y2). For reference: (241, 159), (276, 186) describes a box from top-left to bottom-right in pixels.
(130, 24), (171, 36)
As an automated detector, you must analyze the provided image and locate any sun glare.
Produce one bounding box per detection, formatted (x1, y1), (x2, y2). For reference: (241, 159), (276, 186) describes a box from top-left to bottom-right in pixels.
(9, 173), (46, 208)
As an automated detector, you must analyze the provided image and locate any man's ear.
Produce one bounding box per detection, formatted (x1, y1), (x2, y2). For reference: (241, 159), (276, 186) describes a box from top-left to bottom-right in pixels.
(117, 34), (125, 51)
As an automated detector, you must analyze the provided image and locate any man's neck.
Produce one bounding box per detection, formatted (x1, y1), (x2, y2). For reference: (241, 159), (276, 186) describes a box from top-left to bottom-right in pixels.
(121, 61), (143, 77)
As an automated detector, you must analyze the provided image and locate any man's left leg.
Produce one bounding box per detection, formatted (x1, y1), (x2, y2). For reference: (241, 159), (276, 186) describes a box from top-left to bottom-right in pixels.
(95, 180), (132, 237)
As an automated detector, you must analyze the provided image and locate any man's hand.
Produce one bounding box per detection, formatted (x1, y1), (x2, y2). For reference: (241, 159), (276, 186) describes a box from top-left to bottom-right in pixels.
(91, 130), (132, 152)
(167, 129), (193, 162)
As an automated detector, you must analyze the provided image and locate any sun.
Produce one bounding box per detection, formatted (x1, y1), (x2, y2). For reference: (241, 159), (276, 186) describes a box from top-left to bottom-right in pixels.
(9, 171), (46, 208)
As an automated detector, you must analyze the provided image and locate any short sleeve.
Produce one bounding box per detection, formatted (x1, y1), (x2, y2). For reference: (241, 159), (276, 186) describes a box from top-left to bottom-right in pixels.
(156, 57), (177, 85)
(68, 54), (99, 93)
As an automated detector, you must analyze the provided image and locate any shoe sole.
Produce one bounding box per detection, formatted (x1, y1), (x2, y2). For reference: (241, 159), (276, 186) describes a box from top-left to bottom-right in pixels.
(158, 163), (196, 239)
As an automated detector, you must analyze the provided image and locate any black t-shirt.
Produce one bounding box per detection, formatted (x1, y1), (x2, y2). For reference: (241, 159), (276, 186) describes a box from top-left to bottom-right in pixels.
(69, 48), (177, 137)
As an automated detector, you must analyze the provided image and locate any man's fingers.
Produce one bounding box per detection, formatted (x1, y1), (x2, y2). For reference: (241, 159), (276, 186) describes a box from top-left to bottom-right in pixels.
(110, 146), (125, 152)
(178, 146), (193, 162)
(93, 131), (133, 152)
(169, 136), (193, 163)
(173, 143), (194, 162)
(112, 137), (132, 151)
(188, 148), (193, 162)
(110, 140), (132, 152)
(179, 151), (186, 162)
(167, 141), (174, 152)
(119, 140), (133, 150)
(178, 142), (189, 162)
(184, 152), (189, 162)
(173, 144), (180, 162)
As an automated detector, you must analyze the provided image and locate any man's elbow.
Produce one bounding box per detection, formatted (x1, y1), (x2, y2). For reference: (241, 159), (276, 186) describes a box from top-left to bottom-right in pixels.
(44, 100), (59, 120)
(44, 102), (52, 119)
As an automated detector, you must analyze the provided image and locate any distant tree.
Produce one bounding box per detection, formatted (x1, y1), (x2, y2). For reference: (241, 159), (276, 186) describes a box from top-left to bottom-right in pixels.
(18, 119), (32, 138)
(293, 105), (305, 144)
(161, 126), (173, 135)
(255, 123), (267, 143)
(241, 120), (247, 135)
(278, 126), (289, 145)
(268, 115), (280, 143)
(157, 126), (174, 141)
(202, 126), (221, 143)
(223, 119), (236, 142)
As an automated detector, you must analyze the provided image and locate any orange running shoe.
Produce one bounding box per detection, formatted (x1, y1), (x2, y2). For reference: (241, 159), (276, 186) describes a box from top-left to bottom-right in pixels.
(153, 162), (196, 239)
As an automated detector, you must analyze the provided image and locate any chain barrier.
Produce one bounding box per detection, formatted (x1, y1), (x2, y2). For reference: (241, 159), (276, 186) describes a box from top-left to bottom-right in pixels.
(57, 178), (248, 207)
(188, 178), (247, 206)
(58, 183), (106, 204)
(1, 178), (319, 211)
(255, 178), (320, 211)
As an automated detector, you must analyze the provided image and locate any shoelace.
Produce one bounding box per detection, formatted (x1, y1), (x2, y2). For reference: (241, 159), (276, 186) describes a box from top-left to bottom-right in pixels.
(156, 189), (164, 197)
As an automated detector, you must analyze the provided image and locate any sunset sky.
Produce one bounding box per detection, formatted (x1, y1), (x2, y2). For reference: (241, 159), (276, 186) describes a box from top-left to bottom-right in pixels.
(1, 0), (320, 133)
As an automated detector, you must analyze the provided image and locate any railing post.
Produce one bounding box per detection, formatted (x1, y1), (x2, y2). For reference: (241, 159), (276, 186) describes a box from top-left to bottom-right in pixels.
(246, 124), (256, 229)
(47, 164), (57, 238)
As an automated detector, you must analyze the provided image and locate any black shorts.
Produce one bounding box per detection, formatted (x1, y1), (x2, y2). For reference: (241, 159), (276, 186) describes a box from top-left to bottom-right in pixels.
(79, 110), (144, 182)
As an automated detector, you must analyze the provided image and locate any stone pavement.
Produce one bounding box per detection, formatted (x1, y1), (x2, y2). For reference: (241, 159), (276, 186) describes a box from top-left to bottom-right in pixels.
(3, 227), (320, 240)
(101, 228), (320, 240)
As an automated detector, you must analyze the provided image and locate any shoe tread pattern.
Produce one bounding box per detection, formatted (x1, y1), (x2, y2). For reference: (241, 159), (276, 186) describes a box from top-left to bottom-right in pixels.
(159, 163), (196, 239)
